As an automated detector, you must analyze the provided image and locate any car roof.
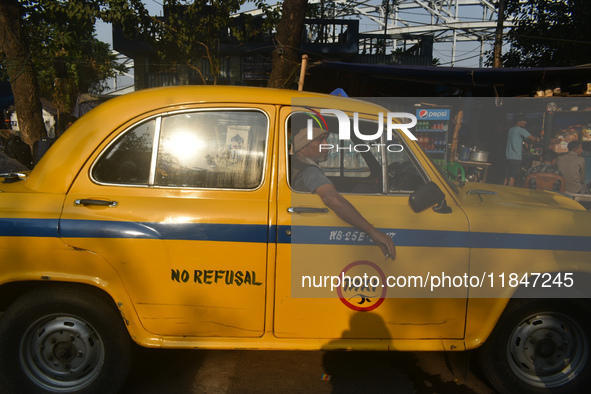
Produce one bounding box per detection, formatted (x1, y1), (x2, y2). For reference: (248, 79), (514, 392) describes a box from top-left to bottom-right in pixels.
(26, 86), (384, 193)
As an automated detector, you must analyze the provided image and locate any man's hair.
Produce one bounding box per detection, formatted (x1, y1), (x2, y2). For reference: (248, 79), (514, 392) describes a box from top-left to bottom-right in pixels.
(542, 149), (557, 162)
(514, 113), (527, 123)
(567, 141), (582, 152)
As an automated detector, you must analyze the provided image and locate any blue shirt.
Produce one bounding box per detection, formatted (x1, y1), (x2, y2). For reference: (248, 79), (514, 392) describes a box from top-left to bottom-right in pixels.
(506, 126), (531, 160)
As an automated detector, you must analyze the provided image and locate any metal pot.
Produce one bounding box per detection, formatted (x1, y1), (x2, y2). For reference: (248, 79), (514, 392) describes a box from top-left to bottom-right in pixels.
(469, 150), (489, 162)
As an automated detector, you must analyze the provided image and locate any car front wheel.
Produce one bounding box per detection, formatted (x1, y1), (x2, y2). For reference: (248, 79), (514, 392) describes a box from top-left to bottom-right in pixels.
(479, 298), (591, 394)
(0, 286), (130, 394)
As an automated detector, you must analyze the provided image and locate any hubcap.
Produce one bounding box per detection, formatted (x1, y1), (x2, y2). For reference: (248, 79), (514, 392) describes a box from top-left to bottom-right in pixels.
(20, 315), (105, 391)
(507, 312), (588, 388)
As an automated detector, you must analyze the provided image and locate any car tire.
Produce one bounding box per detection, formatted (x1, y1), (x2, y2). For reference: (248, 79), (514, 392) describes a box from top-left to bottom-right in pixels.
(479, 298), (591, 394)
(0, 286), (130, 394)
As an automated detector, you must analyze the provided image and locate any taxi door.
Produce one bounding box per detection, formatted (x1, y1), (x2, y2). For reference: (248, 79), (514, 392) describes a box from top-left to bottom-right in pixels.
(60, 105), (274, 337)
(274, 106), (470, 340)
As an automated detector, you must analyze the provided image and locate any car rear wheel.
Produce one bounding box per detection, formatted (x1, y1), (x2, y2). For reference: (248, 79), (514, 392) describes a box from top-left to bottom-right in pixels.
(479, 299), (591, 394)
(0, 286), (130, 394)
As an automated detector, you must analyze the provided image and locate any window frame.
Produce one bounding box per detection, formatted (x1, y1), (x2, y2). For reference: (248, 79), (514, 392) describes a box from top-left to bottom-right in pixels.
(90, 107), (271, 191)
(284, 111), (428, 195)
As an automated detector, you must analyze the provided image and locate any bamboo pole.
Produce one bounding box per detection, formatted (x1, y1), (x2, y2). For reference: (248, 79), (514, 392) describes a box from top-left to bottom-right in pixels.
(298, 55), (309, 91)
(450, 109), (463, 161)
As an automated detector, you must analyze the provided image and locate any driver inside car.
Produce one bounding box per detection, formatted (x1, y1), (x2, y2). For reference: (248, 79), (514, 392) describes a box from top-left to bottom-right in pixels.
(290, 126), (396, 260)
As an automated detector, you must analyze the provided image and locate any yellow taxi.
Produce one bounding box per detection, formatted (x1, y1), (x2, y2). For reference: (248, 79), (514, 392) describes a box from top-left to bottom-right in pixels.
(1, 86), (590, 394)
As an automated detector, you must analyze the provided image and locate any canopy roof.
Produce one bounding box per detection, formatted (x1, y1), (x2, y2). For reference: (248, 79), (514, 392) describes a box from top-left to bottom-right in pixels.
(310, 61), (591, 96)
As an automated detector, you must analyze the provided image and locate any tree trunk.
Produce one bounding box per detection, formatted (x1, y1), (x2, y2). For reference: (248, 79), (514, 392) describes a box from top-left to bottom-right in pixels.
(267, 0), (308, 89)
(0, 0), (47, 148)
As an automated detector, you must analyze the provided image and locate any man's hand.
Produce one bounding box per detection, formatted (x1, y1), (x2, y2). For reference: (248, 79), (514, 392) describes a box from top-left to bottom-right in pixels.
(315, 183), (397, 261)
(368, 227), (396, 260)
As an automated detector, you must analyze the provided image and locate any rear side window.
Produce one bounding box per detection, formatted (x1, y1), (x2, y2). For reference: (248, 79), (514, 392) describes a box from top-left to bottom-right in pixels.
(155, 111), (267, 189)
(92, 120), (155, 185)
(91, 109), (268, 189)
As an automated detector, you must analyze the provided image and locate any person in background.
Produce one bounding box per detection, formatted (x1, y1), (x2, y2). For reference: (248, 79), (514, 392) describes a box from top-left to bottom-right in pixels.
(291, 127), (396, 260)
(3, 107), (14, 129)
(526, 149), (563, 192)
(557, 141), (588, 194)
(3, 130), (32, 169)
(65, 115), (78, 130)
(504, 114), (540, 186)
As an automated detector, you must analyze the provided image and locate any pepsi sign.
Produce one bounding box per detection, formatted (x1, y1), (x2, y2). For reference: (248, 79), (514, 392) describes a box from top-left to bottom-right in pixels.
(416, 109), (450, 120)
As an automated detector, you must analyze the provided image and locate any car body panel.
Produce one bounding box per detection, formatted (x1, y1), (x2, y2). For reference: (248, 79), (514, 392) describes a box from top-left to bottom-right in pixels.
(59, 102), (277, 337)
(1, 86), (590, 353)
(274, 105), (470, 340)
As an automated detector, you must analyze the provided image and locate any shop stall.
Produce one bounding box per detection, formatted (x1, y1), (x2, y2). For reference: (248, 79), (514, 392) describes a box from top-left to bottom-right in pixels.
(544, 104), (591, 186)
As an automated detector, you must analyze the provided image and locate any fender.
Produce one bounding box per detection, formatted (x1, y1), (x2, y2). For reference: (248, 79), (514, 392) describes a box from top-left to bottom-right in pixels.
(0, 237), (158, 346)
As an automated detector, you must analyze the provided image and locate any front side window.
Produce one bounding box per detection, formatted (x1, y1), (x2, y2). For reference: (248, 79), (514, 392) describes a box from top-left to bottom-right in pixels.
(92, 110), (268, 189)
(386, 132), (425, 193)
(287, 112), (425, 194)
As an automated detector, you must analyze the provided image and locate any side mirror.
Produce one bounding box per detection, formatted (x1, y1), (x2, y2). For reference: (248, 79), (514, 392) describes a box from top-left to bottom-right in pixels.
(409, 181), (451, 213)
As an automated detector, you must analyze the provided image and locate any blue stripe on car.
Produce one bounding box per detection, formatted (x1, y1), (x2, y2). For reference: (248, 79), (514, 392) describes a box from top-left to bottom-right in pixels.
(59, 220), (268, 243)
(0, 218), (59, 237)
(1, 218), (590, 252)
(470, 232), (591, 252)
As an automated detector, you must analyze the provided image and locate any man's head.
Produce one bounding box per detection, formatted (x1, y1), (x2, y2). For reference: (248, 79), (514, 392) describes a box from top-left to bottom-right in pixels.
(293, 127), (330, 163)
(514, 114), (527, 127)
(541, 149), (557, 164)
(567, 141), (583, 156)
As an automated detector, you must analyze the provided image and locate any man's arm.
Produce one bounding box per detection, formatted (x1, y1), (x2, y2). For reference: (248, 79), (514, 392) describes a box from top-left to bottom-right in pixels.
(314, 183), (396, 260)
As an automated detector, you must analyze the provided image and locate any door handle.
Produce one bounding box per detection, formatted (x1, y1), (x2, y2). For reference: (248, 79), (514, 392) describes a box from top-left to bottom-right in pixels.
(288, 207), (329, 214)
(74, 199), (118, 207)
